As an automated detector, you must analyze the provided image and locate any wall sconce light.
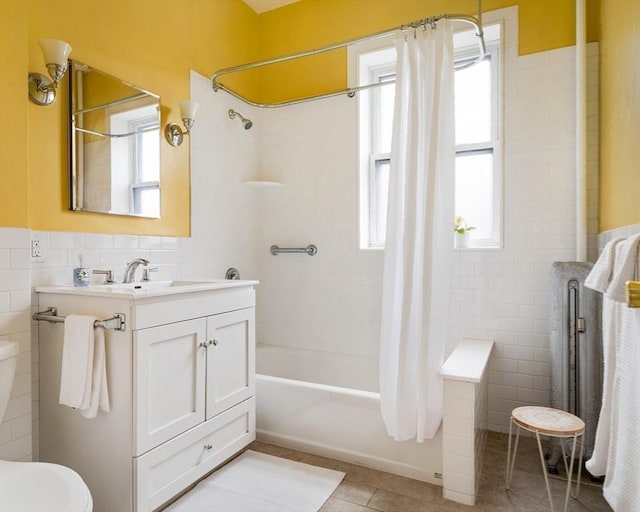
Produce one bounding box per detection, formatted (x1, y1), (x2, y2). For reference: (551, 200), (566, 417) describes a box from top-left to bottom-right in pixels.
(28, 38), (72, 106)
(165, 100), (199, 147)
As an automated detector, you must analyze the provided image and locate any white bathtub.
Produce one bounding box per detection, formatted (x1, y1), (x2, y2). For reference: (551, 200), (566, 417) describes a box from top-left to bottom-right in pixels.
(255, 344), (443, 484)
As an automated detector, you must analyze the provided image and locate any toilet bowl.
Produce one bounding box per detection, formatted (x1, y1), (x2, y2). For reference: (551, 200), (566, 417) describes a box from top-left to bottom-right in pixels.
(0, 460), (93, 512)
(0, 340), (93, 512)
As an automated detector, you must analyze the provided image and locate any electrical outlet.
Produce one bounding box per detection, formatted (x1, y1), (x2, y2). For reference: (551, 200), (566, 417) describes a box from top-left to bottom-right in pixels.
(31, 238), (44, 262)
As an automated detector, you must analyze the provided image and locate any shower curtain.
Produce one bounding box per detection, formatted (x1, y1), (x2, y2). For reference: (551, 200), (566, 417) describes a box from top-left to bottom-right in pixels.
(379, 20), (455, 442)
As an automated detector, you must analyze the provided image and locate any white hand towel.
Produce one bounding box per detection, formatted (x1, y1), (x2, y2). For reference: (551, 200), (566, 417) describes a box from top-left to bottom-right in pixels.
(584, 237), (626, 293)
(79, 325), (110, 419)
(607, 233), (640, 303)
(603, 232), (640, 511)
(585, 232), (640, 510)
(59, 314), (110, 418)
(602, 286), (640, 511)
(59, 315), (96, 408)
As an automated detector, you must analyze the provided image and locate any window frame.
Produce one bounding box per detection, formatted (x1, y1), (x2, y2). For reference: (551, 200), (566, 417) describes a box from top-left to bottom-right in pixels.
(128, 116), (161, 217)
(351, 24), (503, 250)
(454, 44), (502, 248)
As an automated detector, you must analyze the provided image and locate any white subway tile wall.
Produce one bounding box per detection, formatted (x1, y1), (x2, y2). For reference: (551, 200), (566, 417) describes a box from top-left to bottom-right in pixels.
(0, 228), (32, 461)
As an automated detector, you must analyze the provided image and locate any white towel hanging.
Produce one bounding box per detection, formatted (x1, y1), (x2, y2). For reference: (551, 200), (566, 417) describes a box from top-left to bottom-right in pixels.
(585, 233), (640, 511)
(59, 314), (110, 419)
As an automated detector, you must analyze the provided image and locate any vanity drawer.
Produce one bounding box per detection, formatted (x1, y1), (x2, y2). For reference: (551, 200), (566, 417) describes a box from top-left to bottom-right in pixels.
(133, 287), (255, 329)
(134, 397), (255, 512)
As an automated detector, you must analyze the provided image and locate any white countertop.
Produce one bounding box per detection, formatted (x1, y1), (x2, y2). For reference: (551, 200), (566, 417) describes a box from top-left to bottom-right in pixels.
(35, 279), (259, 299)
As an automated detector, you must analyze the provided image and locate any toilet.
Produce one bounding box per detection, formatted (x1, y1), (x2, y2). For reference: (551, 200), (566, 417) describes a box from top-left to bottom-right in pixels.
(0, 340), (93, 512)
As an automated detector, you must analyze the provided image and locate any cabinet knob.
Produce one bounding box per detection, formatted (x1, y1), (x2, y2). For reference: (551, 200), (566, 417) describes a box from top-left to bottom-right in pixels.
(204, 444), (213, 451)
(209, 339), (218, 346)
(199, 342), (208, 348)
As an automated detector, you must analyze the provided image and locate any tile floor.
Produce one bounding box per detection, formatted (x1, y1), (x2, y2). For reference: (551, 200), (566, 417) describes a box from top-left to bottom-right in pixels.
(249, 433), (613, 512)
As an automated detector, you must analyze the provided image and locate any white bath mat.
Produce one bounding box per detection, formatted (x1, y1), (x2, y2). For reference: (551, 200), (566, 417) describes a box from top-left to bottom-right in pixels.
(164, 450), (345, 512)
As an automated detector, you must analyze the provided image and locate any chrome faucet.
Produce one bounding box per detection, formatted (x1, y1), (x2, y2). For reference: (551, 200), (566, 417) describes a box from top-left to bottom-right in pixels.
(123, 258), (149, 283)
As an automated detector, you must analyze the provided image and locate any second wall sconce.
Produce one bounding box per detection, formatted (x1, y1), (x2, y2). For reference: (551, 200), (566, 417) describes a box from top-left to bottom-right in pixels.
(28, 38), (72, 106)
(165, 100), (199, 147)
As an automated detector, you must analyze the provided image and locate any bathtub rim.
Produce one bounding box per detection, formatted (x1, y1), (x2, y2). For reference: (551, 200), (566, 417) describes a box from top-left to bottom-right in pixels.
(256, 373), (380, 401)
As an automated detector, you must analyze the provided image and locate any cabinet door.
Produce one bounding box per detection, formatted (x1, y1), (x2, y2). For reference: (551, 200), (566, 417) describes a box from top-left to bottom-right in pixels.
(205, 308), (255, 419)
(134, 318), (207, 455)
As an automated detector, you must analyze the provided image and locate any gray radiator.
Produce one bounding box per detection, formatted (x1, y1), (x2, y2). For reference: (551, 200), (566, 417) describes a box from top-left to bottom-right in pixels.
(548, 262), (602, 472)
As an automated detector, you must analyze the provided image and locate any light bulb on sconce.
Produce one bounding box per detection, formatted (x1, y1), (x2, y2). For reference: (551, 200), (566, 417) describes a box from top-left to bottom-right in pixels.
(28, 38), (72, 106)
(165, 100), (199, 147)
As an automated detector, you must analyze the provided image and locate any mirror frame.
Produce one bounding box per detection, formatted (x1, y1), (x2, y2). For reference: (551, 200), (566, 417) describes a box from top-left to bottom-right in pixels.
(68, 59), (162, 218)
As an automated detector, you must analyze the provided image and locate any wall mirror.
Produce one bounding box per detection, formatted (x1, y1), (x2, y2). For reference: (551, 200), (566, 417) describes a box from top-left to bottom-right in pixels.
(69, 60), (161, 218)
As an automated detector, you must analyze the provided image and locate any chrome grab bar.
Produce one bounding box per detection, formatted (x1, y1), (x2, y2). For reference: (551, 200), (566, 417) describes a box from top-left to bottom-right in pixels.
(33, 307), (126, 331)
(270, 244), (318, 256)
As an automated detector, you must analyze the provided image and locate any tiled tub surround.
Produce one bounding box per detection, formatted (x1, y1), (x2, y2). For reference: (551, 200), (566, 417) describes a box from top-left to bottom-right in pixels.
(440, 340), (493, 506)
(255, 7), (600, 435)
(256, 339), (493, 505)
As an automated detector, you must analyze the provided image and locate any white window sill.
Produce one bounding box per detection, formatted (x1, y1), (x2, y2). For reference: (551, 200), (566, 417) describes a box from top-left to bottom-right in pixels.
(359, 245), (502, 252)
(454, 245), (502, 251)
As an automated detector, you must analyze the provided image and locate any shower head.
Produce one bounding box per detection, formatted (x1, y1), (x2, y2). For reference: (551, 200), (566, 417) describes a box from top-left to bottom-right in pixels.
(228, 109), (253, 130)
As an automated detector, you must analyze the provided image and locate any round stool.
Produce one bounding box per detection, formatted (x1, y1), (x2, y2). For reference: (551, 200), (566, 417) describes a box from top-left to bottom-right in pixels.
(505, 406), (585, 512)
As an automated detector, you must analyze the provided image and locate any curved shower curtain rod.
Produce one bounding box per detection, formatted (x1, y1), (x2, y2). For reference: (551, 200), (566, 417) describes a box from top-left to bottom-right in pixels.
(211, 12), (486, 109)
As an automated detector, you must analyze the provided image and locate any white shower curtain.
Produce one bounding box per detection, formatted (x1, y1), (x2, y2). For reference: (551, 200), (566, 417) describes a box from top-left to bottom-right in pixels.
(379, 21), (455, 442)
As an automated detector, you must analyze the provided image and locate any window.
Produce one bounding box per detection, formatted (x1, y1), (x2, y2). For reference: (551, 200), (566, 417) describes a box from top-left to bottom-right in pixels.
(129, 117), (160, 217)
(109, 105), (160, 217)
(353, 24), (502, 249)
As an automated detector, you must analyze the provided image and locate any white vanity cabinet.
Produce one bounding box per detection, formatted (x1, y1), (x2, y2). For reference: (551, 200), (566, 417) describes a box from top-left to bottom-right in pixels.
(36, 281), (257, 512)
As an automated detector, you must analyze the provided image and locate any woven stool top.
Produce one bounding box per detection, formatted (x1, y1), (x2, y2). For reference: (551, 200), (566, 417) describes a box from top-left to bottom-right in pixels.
(512, 406), (585, 436)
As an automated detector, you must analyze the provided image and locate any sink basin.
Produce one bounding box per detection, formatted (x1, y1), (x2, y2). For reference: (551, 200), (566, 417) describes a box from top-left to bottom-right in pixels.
(36, 279), (258, 298)
(94, 280), (227, 291)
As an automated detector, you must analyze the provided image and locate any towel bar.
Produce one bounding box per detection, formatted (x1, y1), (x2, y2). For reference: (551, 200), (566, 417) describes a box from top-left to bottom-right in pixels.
(33, 307), (126, 331)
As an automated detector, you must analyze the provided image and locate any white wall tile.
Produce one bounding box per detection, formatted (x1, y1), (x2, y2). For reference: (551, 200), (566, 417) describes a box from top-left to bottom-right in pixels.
(443, 434), (474, 457)
(443, 453), (473, 477)
(444, 398), (474, 420)
(444, 471), (475, 495)
(443, 416), (474, 439)
(0, 228), (30, 249)
(444, 380), (475, 401)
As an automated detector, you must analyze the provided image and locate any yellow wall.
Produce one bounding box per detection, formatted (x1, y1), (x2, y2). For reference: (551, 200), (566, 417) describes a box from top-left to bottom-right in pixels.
(6, 0), (634, 236)
(598, 0), (640, 231)
(1, 0), (259, 236)
(255, 0), (599, 104)
(0, 1), (29, 228)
